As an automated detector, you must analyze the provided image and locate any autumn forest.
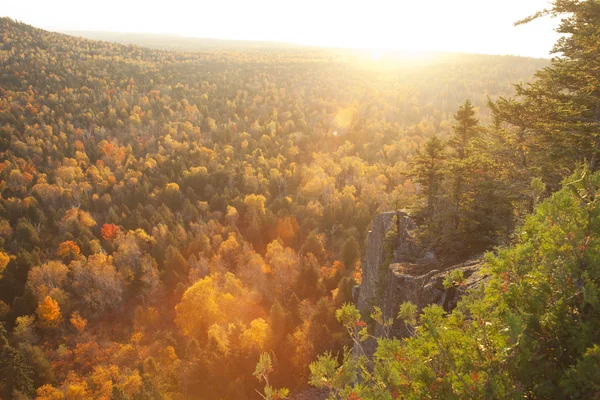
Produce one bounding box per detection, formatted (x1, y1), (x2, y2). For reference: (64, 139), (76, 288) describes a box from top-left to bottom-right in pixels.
(1, 1), (600, 398)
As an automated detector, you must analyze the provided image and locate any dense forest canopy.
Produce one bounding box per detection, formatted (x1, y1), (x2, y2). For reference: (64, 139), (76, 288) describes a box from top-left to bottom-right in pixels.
(0, 0), (598, 397)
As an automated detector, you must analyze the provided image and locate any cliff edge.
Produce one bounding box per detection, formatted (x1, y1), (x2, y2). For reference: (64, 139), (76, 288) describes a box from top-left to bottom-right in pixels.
(353, 211), (486, 339)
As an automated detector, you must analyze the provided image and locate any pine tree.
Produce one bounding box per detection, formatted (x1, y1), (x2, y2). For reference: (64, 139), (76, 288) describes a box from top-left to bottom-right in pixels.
(447, 101), (480, 234)
(422, 101), (513, 257)
(411, 134), (446, 222)
(0, 345), (34, 398)
(491, 0), (600, 186)
(163, 245), (189, 290)
(449, 100), (480, 160)
(340, 236), (360, 268)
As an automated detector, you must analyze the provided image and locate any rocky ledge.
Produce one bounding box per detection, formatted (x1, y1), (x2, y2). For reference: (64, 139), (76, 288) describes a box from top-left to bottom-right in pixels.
(353, 211), (486, 339)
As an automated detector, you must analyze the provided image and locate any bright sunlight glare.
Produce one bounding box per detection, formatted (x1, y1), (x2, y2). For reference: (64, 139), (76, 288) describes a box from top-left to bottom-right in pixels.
(2, 0), (559, 57)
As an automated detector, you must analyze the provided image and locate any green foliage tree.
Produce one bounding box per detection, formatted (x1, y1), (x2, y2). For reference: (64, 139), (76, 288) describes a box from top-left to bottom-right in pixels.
(411, 134), (446, 223)
(253, 353), (289, 400)
(491, 0), (600, 186)
(449, 100), (480, 160)
(310, 168), (600, 398)
(0, 345), (34, 399)
(340, 237), (360, 268)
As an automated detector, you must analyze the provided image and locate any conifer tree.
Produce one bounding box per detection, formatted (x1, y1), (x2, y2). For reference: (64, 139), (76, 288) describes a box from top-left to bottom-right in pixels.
(411, 134), (446, 222)
(491, 0), (600, 185)
(0, 345), (34, 398)
(449, 100), (480, 160)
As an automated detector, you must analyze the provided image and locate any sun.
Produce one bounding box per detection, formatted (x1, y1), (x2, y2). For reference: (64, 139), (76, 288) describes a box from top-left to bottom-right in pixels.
(371, 49), (383, 62)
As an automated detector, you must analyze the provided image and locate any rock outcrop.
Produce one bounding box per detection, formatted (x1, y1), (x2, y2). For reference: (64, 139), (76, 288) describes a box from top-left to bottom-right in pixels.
(383, 258), (485, 337)
(291, 212), (486, 399)
(354, 211), (486, 340)
(354, 211), (419, 317)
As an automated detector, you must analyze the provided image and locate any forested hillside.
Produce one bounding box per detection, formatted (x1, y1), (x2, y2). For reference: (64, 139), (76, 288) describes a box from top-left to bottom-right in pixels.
(0, 6), (594, 398)
(63, 31), (308, 51)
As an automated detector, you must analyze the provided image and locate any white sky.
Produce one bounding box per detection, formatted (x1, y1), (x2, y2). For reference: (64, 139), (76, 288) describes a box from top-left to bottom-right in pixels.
(2, 0), (560, 57)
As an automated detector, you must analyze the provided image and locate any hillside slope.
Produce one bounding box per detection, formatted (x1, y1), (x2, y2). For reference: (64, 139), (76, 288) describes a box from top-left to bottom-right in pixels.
(0, 17), (548, 399)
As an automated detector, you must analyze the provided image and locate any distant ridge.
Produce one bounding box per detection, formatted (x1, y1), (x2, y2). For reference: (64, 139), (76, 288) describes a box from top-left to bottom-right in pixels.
(63, 30), (310, 52)
(62, 29), (549, 60)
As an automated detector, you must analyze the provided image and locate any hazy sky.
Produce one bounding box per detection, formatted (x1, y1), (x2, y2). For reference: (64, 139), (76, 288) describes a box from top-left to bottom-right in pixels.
(3, 0), (560, 57)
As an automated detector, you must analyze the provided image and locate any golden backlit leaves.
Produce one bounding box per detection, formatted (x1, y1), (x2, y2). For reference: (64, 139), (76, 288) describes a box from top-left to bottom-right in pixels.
(165, 182), (180, 192)
(265, 240), (300, 298)
(290, 321), (314, 372)
(175, 273), (271, 355)
(320, 260), (345, 280)
(175, 274), (235, 337)
(37, 295), (62, 329)
(244, 194), (267, 232)
(226, 205), (239, 225)
(36, 384), (66, 400)
(207, 324), (231, 355)
(121, 370), (143, 397)
(353, 263), (363, 284)
(163, 345), (178, 362)
(240, 318), (272, 352)
(57, 240), (81, 259)
(213, 233), (241, 272)
(36, 364), (144, 400)
(0, 251), (10, 278)
(65, 380), (90, 400)
(70, 312), (87, 333)
(89, 365), (119, 398)
(333, 107), (355, 134)
(60, 207), (97, 231)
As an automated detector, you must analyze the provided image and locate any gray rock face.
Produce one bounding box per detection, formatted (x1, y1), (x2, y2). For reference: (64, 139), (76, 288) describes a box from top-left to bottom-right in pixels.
(383, 258), (485, 337)
(354, 211), (486, 340)
(354, 211), (419, 317)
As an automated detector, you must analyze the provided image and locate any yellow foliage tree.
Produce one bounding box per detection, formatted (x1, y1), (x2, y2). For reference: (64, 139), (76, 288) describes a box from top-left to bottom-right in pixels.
(0, 251), (10, 278)
(225, 205), (239, 226)
(207, 323), (231, 356)
(175, 275), (222, 338)
(89, 364), (118, 398)
(121, 370), (142, 398)
(241, 318), (272, 353)
(37, 296), (63, 329)
(265, 240), (300, 299)
(244, 194), (266, 233)
(57, 240), (81, 260)
(36, 384), (65, 400)
(66, 382), (90, 400)
(175, 273), (262, 341)
(60, 207), (96, 232)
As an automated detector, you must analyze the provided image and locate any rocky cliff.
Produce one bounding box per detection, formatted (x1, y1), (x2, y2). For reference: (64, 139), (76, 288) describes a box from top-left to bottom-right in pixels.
(353, 211), (486, 339)
(291, 212), (485, 399)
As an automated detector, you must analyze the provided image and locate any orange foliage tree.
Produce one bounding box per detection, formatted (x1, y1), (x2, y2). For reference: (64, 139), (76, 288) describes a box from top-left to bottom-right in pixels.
(57, 240), (81, 260)
(37, 295), (63, 329)
(100, 223), (120, 241)
(70, 312), (88, 333)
